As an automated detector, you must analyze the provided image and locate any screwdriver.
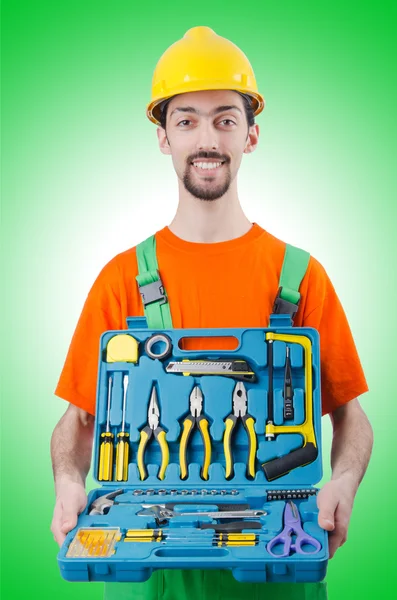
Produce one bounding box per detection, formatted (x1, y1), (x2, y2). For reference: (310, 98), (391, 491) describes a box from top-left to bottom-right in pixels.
(124, 529), (259, 546)
(98, 375), (114, 481)
(283, 346), (294, 421)
(115, 374), (130, 481)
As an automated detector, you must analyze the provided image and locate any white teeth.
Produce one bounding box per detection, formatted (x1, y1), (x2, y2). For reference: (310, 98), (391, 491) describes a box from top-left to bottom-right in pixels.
(193, 161), (222, 170)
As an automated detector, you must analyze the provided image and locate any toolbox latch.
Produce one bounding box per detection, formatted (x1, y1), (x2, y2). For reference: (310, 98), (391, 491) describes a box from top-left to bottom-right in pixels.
(138, 272), (167, 307)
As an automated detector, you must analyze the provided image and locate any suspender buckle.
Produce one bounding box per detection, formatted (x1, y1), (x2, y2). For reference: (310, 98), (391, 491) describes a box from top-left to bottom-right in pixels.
(272, 287), (299, 320)
(138, 271), (168, 307)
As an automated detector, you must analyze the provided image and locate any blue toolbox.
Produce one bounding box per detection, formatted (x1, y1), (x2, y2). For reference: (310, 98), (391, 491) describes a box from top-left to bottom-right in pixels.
(58, 313), (328, 583)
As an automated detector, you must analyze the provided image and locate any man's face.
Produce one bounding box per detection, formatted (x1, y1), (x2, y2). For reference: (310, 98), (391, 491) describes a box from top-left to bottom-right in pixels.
(157, 90), (259, 201)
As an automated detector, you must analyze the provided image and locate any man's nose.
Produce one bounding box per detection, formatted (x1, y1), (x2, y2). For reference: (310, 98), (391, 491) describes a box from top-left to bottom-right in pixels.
(195, 122), (219, 151)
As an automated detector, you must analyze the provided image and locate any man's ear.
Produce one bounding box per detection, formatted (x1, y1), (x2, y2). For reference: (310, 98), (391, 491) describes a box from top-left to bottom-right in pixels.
(244, 124), (260, 154)
(157, 126), (172, 155)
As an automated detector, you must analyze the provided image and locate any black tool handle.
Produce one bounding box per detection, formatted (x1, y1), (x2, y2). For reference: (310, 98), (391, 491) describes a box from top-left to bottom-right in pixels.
(200, 521), (262, 532)
(261, 443), (318, 481)
(283, 346), (294, 420)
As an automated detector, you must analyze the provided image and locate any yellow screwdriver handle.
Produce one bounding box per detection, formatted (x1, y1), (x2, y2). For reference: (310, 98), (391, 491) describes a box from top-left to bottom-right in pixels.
(156, 429), (169, 481)
(223, 415), (237, 480)
(115, 432), (129, 481)
(98, 432), (114, 481)
(179, 417), (195, 480)
(243, 415), (257, 479)
(198, 417), (211, 480)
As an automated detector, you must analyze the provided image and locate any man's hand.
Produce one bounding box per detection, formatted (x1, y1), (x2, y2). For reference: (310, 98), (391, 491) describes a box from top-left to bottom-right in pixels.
(317, 474), (356, 559)
(51, 480), (88, 547)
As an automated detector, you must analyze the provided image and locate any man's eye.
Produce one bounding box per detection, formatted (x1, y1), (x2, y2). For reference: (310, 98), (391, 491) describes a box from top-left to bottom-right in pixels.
(177, 120), (191, 126)
(219, 119), (236, 126)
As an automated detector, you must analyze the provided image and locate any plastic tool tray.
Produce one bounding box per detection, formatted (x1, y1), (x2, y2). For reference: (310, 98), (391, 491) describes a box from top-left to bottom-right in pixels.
(58, 314), (328, 583)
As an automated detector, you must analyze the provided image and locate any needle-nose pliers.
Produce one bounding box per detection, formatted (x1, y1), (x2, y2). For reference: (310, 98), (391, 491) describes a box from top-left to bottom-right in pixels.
(137, 384), (169, 481)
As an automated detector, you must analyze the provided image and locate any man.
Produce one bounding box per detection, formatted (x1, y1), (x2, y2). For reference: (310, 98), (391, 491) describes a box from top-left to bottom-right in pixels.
(51, 26), (373, 600)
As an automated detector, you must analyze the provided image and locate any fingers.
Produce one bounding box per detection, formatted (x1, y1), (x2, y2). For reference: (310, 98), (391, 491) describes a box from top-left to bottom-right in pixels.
(50, 500), (67, 547)
(60, 506), (79, 535)
(328, 501), (351, 559)
(50, 484), (87, 548)
(317, 482), (338, 531)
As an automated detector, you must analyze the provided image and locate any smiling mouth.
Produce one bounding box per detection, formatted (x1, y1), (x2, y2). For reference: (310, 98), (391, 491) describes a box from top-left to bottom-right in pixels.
(190, 160), (225, 175)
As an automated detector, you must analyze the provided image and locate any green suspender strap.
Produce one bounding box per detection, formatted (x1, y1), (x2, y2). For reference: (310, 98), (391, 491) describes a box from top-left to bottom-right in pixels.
(135, 235), (173, 329)
(271, 243), (311, 324)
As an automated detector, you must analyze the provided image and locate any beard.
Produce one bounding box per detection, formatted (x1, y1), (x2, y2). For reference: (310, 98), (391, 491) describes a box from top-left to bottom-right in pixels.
(182, 162), (232, 201)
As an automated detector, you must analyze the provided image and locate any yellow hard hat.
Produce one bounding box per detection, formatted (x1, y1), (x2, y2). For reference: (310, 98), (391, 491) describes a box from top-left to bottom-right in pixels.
(147, 26), (265, 126)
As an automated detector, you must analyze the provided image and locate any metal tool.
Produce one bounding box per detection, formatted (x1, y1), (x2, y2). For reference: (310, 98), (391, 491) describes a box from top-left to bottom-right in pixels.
(144, 333), (173, 360)
(199, 520), (263, 532)
(98, 375), (114, 481)
(141, 502), (250, 512)
(262, 333), (318, 480)
(179, 386), (211, 480)
(66, 527), (121, 558)
(88, 489), (124, 515)
(115, 374), (130, 481)
(124, 529), (260, 546)
(283, 346), (294, 421)
(266, 488), (317, 502)
(166, 358), (256, 382)
(89, 488), (251, 516)
(223, 381), (257, 480)
(137, 505), (266, 521)
(266, 501), (321, 557)
(137, 384), (169, 480)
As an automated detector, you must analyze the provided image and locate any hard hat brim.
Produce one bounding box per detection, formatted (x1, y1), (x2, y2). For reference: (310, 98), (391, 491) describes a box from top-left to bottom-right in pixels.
(147, 86), (265, 126)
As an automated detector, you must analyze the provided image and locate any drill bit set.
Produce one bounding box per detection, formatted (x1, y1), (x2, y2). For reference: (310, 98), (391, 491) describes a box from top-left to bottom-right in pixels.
(59, 321), (328, 584)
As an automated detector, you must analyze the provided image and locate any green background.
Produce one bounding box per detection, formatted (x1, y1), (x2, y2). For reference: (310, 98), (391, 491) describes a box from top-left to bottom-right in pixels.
(1, 1), (395, 598)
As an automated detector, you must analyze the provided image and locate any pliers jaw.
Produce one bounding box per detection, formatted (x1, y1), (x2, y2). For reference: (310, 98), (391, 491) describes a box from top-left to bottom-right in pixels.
(232, 381), (248, 417)
(189, 386), (203, 418)
(148, 387), (160, 430)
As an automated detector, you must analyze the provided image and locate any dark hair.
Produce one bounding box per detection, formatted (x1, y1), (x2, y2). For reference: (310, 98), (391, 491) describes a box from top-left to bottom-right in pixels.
(158, 92), (255, 129)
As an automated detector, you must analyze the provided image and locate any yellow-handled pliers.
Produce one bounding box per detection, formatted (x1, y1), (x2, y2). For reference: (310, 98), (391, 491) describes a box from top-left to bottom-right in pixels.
(179, 386), (211, 480)
(223, 381), (257, 480)
(137, 384), (169, 481)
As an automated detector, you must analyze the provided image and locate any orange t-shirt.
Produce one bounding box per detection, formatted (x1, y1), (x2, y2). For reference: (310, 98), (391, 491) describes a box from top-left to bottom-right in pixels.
(55, 223), (368, 416)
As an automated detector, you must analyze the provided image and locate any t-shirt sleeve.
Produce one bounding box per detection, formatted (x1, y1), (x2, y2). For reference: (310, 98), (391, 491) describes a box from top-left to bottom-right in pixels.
(301, 256), (369, 416)
(54, 257), (123, 416)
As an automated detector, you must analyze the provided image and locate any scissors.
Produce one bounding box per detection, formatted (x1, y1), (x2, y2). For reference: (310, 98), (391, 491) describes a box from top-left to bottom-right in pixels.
(267, 501), (322, 557)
